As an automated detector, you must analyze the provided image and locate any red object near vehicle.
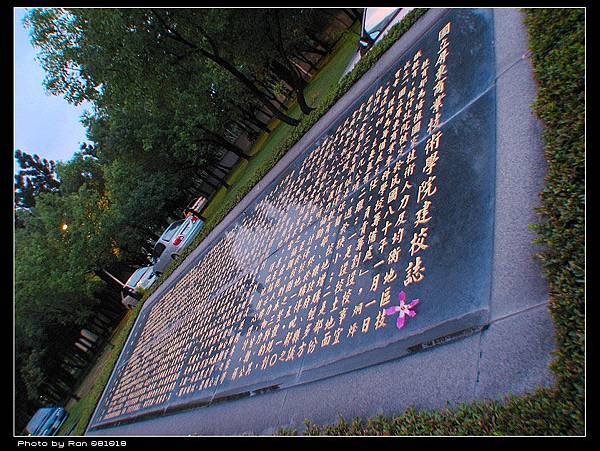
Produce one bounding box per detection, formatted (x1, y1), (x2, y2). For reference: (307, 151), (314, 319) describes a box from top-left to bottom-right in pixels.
(185, 196), (208, 219)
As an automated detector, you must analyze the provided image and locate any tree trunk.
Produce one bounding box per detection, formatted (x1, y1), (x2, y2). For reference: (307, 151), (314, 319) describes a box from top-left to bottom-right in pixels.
(53, 380), (80, 401)
(205, 170), (231, 189)
(211, 164), (230, 176)
(152, 9), (301, 126)
(242, 114), (272, 134)
(271, 61), (313, 115)
(294, 52), (318, 72)
(295, 87), (314, 115)
(196, 125), (251, 161)
(322, 10), (354, 29)
(342, 8), (361, 23)
(42, 383), (64, 403)
(300, 43), (329, 57)
(97, 304), (122, 321)
(215, 162), (235, 173)
(235, 104), (271, 133)
(306, 30), (333, 53)
(62, 359), (86, 371)
(68, 350), (90, 367)
(93, 315), (111, 328)
(95, 269), (124, 290)
(203, 178), (220, 190)
(252, 76), (290, 111)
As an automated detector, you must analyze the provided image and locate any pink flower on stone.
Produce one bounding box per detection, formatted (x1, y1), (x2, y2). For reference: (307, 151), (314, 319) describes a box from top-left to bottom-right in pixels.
(384, 291), (419, 329)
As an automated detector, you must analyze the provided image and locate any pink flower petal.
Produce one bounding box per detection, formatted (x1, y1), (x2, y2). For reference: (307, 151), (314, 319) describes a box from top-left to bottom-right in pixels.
(398, 291), (407, 303)
(384, 306), (401, 315)
(396, 314), (406, 329)
(407, 309), (417, 318)
(408, 298), (420, 308)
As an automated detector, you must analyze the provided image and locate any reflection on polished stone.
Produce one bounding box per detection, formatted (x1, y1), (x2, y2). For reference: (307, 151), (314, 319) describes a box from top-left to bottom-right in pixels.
(91, 8), (497, 429)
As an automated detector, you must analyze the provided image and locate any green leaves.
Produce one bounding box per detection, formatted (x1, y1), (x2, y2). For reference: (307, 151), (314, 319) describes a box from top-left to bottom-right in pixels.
(523, 7), (585, 435)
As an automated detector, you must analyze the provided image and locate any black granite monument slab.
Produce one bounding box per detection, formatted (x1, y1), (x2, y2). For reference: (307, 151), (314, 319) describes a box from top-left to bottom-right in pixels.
(89, 8), (498, 431)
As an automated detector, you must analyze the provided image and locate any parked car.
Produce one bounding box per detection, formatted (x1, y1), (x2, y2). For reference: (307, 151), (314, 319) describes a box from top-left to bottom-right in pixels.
(343, 8), (415, 77)
(121, 265), (158, 309)
(359, 8), (403, 54)
(24, 407), (68, 436)
(152, 215), (205, 275)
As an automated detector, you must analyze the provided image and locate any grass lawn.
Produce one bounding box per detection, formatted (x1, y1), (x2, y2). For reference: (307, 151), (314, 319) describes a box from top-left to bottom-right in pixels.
(57, 23), (360, 436)
(58, 309), (139, 436)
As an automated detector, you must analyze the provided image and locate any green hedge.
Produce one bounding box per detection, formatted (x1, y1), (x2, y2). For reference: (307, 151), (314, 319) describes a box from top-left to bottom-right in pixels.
(525, 7), (585, 431)
(275, 8), (585, 436)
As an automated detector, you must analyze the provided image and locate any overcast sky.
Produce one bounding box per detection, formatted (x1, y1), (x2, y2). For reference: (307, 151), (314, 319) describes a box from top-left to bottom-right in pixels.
(14, 7), (90, 168)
